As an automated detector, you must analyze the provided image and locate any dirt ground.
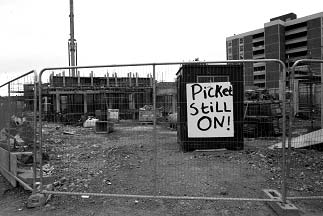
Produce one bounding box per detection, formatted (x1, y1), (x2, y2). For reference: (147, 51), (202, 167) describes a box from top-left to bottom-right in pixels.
(1, 121), (323, 216)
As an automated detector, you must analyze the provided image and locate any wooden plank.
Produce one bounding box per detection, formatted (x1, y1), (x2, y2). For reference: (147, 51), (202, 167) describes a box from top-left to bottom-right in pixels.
(270, 128), (323, 149)
(10, 154), (17, 178)
(0, 147), (16, 187)
(11, 151), (33, 155)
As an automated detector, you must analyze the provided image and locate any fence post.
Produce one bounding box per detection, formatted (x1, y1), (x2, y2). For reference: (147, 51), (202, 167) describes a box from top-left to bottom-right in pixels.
(153, 64), (157, 196)
(321, 67), (323, 128)
(286, 61), (295, 199)
(33, 72), (38, 194)
(38, 71), (44, 192)
(281, 61), (288, 204)
(7, 83), (11, 172)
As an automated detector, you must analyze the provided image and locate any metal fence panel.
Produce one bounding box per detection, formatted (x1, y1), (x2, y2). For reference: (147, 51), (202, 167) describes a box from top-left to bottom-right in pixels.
(154, 62), (286, 200)
(286, 59), (323, 202)
(2, 59), (321, 212)
(37, 60), (289, 214)
(0, 71), (36, 191)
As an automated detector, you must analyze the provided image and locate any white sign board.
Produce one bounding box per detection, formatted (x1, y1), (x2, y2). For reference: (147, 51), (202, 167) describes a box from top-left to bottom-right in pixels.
(186, 82), (234, 138)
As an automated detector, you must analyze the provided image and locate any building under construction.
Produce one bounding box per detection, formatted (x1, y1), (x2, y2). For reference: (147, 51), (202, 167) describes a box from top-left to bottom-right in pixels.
(40, 73), (154, 122)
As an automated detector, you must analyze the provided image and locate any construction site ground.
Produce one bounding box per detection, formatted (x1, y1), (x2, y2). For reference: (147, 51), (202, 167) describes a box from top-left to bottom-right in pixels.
(0, 120), (323, 216)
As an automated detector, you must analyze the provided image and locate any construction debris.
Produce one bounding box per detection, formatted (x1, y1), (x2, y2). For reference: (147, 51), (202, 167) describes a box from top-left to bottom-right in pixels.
(83, 117), (99, 128)
(270, 128), (323, 150)
(139, 105), (162, 122)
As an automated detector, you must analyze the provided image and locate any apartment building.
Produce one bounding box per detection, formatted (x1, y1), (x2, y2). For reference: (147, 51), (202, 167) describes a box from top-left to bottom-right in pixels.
(226, 12), (323, 91)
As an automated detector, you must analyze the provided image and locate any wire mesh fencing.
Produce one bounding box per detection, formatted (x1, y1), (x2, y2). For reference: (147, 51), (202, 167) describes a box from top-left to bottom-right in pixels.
(37, 60), (290, 211)
(155, 62), (286, 200)
(0, 70), (36, 191)
(2, 59), (322, 214)
(285, 59), (323, 201)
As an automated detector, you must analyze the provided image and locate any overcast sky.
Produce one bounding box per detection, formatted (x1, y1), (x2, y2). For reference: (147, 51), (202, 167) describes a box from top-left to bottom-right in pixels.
(0, 0), (322, 82)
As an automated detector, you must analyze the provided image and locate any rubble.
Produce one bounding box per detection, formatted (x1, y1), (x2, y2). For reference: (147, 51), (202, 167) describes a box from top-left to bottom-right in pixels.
(42, 164), (54, 176)
(219, 187), (228, 196)
(19, 121), (322, 210)
(63, 131), (75, 135)
(83, 117), (98, 128)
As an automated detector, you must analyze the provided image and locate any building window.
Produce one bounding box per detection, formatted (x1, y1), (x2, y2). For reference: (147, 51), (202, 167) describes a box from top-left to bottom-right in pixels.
(239, 45), (244, 52)
(227, 41), (232, 46)
(254, 75), (265, 80)
(255, 83), (265, 88)
(239, 39), (244, 59)
(254, 66), (266, 71)
(228, 47), (232, 54)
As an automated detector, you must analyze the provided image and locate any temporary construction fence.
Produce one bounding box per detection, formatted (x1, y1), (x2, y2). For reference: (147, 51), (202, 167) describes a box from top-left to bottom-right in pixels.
(0, 70), (37, 193)
(285, 59), (323, 202)
(5, 59), (322, 212)
(34, 59), (293, 209)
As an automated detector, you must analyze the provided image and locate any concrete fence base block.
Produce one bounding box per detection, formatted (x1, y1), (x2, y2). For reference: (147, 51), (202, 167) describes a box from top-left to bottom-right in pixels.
(26, 193), (46, 208)
(263, 189), (300, 216)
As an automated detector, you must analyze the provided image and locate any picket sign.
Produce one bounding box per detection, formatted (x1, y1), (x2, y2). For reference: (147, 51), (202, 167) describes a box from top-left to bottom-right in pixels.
(186, 82), (234, 138)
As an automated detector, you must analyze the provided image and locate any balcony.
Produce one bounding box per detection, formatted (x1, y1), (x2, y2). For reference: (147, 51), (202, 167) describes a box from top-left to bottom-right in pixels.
(294, 65), (310, 72)
(285, 36), (307, 45)
(253, 62), (266, 67)
(286, 46), (307, 54)
(253, 70), (266, 76)
(252, 46), (265, 51)
(253, 53), (265, 59)
(252, 37), (264, 43)
(285, 26), (307, 36)
(254, 80), (266, 84)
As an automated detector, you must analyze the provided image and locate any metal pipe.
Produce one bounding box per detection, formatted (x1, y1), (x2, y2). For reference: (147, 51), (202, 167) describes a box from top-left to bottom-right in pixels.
(41, 190), (281, 202)
(281, 59), (287, 204)
(152, 64), (157, 195)
(37, 59), (286, 76)
(0, 70), (34, 88)
(7, 84), (11, 169)
(322, 63), (323, 129)
(33, 71), (37, 194)
(287, 196), (323, 200)
(38, 72), (43, 192)
(286, 60), (293, 192)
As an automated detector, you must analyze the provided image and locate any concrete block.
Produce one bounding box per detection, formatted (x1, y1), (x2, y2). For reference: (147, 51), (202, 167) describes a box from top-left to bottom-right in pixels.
(263, 189), (300, 216)
(26, 193), (46, 208)
(95, 121), (114, 134)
